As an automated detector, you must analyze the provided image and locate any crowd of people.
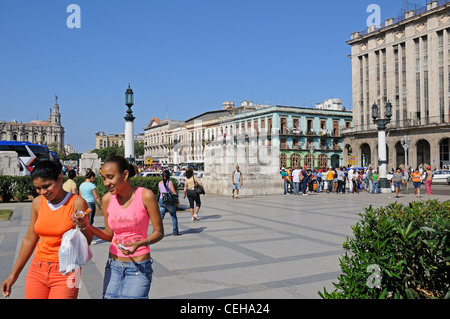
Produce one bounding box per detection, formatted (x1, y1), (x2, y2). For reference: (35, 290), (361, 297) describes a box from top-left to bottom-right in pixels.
(280, 165), (435, 198)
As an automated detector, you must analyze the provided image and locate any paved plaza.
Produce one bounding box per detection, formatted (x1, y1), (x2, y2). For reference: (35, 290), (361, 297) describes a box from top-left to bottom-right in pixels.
(0, 186), (449, 300)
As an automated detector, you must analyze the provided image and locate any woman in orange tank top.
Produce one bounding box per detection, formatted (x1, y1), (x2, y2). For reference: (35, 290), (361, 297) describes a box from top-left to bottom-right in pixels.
(1, 161), (92, 299)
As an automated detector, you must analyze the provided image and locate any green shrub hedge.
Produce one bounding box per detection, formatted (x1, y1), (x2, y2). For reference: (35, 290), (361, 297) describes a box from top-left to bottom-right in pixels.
(0, 175), (178, 203)
(319, 200), (450, 299)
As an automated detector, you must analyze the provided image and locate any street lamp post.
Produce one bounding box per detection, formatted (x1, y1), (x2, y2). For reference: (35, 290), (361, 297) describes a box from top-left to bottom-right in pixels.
(124, 84), (135, 164)
(400, 135), (411, 170)
(372, 101), (392, 193)
(400, 134), (412, 191)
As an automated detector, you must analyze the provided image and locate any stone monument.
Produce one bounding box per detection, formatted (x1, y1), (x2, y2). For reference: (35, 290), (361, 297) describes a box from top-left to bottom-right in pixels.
(202, 133), (283, 197)
(79, 152), (101, 176)
(0, 151), (20, 176)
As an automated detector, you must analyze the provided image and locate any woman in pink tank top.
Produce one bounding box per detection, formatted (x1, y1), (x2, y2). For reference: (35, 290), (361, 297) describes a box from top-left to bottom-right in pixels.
(84, 156), (164, 299)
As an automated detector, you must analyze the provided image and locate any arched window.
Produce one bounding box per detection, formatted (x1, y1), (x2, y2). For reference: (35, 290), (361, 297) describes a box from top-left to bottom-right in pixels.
(318, 154), (328, 169)
(290, 153), (302, 168)
(280, 153), (287, 168)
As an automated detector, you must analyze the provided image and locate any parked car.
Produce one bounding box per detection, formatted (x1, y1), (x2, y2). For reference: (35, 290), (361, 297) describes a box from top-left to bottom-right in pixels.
(172, 170), (187, 187)
(432, 170), (450, 184)
(139, 171), (161, 177)
(172, 170), (203, 188)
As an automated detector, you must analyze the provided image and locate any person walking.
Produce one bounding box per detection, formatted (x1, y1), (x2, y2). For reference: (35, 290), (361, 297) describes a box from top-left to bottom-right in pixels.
(336, 167), (344, 194)
(412, 168), (422, 198)
(158, 170), (180, 236)
(292, 166), (301, 195)
(301, 166), (309, 196)
(184, 168), (203, 221)
(1, 160), (92, 299)
(280, 168), (289, 195)
(231, 166), (243, 198)
(392, 168), (404, 198)
(347, 166), (354, 193)
(84, 155), (164, 299)
(317, 169), (323, 192)
(326, 166), (334, 193)
(424, 166), (433, 195)
(62, 169), (78, 194)
(79, 170), (102, 226)
(371, 170), (380, 194)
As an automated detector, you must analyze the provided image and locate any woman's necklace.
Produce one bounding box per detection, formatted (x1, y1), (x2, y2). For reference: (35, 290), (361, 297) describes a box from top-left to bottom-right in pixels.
(118, 188), (136, 212)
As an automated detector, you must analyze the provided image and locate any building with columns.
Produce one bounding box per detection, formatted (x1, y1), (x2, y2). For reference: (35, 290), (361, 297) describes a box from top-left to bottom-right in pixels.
(343, 0), (450, 170)
(0, 98), (65, 150)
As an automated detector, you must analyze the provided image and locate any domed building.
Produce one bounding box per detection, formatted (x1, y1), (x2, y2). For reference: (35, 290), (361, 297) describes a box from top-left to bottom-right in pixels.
(0, 97), (65, 151)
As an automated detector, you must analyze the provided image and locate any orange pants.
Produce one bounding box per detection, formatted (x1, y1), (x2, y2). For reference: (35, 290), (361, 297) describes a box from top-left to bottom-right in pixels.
(24, 256), (79, 299)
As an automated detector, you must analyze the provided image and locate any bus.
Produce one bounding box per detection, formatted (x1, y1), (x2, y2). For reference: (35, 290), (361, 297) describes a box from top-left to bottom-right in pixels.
(0, 141), (59, 175)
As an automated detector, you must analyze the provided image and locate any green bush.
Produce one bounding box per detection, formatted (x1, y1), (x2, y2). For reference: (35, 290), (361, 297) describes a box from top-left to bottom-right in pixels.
(14, 176), (36, 201)
(71, 176), (178, 201)
(0, 175), (17, 202)
(0, 175), (177, 203)
(319, 200), (449, 299)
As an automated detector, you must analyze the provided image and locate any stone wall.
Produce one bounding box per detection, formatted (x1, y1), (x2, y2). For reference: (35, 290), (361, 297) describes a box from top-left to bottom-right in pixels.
(79, 152), (101, 176)
(0, 151), (20, 176)
(202, 138), (283, 197)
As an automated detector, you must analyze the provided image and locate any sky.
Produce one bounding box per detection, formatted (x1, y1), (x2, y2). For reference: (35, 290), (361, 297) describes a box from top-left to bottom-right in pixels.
(0, 0), (425, 153)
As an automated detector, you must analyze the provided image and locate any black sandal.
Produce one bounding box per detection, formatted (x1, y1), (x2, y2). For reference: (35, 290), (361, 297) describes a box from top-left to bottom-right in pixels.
(173, 232), (181, 236)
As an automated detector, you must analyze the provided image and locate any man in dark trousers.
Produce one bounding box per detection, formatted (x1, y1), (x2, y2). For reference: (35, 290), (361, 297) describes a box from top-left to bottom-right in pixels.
(301, 166), (309, 196)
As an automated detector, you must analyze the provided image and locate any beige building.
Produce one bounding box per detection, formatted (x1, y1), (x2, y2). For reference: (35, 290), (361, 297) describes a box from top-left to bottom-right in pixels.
(95, 131), (144, 149)
(0, 99), (65, 150)
(343, 0), (450, 170)
(143, 117), (184, 165)
(95, 131), (125, 149)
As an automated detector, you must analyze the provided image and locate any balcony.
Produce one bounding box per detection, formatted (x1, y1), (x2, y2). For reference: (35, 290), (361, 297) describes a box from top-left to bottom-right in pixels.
(279, 128), (304, 136)
(280, 144), (342, 152)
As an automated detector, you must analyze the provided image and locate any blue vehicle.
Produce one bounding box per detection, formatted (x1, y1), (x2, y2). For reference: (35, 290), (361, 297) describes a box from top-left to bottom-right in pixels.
(0, 141), (58, 175)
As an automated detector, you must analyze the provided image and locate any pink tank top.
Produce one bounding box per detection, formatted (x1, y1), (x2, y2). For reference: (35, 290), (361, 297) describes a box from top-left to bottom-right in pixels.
(107, 187), (150, 257)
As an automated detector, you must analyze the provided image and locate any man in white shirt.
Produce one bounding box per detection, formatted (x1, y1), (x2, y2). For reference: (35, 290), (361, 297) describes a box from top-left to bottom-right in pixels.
(348, 166), (354, 193)
(232, 166), (243, 198)
(292, 167), (301, 195)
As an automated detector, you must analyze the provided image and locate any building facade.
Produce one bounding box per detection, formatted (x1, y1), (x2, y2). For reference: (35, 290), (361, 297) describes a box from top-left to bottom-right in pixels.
(218, 105), (352, 169)
(143, 101), (352, 170)
(343, 0), (450, 170)
(0, 99), (65, 150)
(95, 131), (125, 149)
(143, 118), (184, 165)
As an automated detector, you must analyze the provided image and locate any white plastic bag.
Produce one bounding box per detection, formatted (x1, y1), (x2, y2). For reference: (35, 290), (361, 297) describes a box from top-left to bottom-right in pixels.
(58, 227), (92, 275)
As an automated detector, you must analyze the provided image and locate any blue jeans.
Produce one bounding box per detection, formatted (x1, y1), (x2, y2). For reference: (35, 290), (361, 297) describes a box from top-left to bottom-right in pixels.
(159, 198), (179, 234)
(103, 258), (153, 299)
(293, 182), (300, 195)
(372, 181), (379, 194)
(87, 201), (96, 225)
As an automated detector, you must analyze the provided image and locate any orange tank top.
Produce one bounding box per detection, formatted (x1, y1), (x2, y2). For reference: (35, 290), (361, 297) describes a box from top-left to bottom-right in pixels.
(412, 172), (422, 183)
(34, 193), (78, 262)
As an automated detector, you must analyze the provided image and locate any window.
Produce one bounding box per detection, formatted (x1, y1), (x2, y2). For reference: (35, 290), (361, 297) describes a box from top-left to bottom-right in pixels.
(307, 119), (313, 132)
(438, 30), (445, 123)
